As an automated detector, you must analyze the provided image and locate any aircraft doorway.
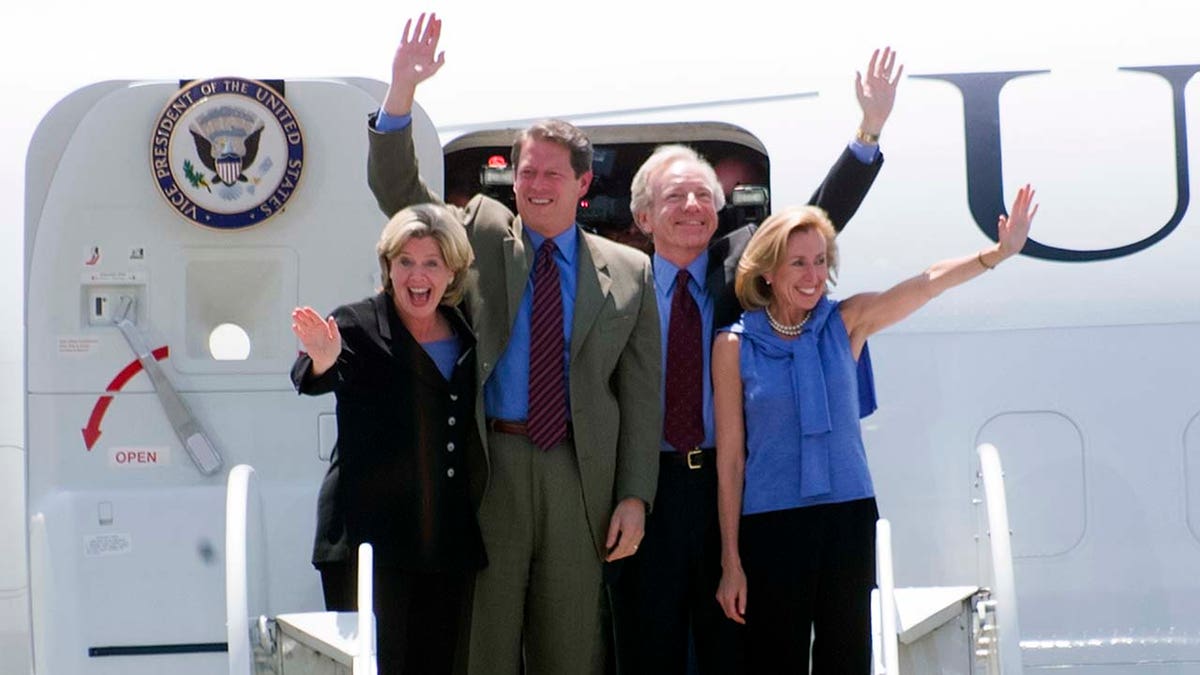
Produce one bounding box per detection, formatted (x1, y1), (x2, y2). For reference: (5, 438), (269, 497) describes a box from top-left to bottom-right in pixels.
(443, 122), (771, 253)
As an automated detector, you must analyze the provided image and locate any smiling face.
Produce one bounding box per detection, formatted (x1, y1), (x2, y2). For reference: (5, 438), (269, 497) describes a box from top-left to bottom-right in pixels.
(636, 158), (720, 266)
(388, 235), (453, 323)
(763, 227), (829, 316)
(512, 138), (592, 238)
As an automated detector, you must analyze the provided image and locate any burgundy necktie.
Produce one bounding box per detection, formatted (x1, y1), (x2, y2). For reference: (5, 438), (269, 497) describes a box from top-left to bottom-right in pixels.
(527, 241), (567, 450)
(664, 269), (704, 452)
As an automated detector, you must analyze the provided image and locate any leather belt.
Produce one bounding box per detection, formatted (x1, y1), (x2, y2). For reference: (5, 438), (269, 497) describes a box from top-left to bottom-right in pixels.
(487, 419), (573, 438)
(487, 419), (530, 436)
(662, 447), (715, 470)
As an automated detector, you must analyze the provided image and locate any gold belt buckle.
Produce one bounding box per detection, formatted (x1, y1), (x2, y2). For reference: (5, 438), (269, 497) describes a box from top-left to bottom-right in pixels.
(686, 448), (703, 470)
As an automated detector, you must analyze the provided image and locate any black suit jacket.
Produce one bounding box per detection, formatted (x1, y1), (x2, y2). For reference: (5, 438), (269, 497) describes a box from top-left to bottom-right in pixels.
(292, 293), (486, 573)
(708, 146), (883, 330)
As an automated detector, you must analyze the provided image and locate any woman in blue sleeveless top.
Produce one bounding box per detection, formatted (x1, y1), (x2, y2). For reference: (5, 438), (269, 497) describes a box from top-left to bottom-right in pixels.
(713, 185), (1038, 673)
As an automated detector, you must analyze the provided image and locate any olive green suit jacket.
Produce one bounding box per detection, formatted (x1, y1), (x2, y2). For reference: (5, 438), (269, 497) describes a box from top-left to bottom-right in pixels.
(366, 121), (661, 558)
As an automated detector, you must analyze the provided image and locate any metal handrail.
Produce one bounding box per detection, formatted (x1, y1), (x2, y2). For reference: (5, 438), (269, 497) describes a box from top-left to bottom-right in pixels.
(978, 443), (1024, 674)
(873, 518), (900, 674)
(225, 464), (268, 675)
(226, 464), (377, 675)
(354, 543), (376, 675)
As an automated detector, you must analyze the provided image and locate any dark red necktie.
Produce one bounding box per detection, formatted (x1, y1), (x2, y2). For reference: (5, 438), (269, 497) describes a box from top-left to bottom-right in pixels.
(664, 269), (703, 452)
(527, 241), (567, 450)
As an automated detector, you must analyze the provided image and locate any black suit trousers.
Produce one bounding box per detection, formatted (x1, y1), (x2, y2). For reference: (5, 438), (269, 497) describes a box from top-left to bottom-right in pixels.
(613, 452), (744, 675)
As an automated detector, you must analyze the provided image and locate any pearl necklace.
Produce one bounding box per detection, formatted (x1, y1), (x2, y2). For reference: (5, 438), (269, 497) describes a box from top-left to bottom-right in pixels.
(765, 306), (810, 337)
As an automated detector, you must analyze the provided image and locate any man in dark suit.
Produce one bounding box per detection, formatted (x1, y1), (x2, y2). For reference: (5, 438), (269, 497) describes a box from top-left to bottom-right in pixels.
(366, 14), (660, 675)
(611, 48), (902, 675)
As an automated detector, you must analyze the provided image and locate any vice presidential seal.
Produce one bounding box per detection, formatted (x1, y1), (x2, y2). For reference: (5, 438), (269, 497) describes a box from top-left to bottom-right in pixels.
(151, 77), (304, 229)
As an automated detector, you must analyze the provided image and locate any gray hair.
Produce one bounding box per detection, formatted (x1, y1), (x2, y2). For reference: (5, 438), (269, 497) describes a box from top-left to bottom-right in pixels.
(629, 144), (726, 217)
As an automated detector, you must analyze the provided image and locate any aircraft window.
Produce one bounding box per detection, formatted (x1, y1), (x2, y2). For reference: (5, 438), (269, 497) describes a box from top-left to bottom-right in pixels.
(209, 322), (251, 360)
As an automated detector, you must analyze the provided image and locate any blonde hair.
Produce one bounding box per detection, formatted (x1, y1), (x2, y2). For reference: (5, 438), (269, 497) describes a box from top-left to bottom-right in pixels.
(377, 203), (475, 306)
(735, 205), (838, 310)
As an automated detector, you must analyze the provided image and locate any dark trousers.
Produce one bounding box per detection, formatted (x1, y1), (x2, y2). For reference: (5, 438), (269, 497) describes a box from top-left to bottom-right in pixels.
(318, 559), (469, 675)
(739, 498), (878, 675)
(613, 450), (744, 675)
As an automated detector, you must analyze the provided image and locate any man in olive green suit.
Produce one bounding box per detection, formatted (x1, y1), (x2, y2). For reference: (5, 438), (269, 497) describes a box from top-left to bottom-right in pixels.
(366, 14), (660, 675)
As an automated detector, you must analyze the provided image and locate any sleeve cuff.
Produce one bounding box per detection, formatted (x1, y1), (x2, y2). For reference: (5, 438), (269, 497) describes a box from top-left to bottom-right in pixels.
(848, 139), (881, 165)
(375, 110), (413, 133)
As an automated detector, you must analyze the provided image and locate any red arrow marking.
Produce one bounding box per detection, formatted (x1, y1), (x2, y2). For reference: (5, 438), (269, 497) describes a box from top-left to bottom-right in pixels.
(82, 397), (112, 449)
(82, 346), (169, 450)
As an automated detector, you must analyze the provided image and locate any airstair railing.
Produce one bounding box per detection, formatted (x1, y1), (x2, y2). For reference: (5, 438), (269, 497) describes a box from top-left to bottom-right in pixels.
(226, 464), (378, 675)
(872, 518), (900, 674)
(870, 444), (1024, 675)
(354, 543), (377, 675)
(977, 442), (1023, 675)
(225, 464), (270, 675)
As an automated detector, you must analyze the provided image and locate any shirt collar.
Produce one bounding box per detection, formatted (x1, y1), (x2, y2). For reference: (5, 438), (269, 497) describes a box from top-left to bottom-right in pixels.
(653, 251), (709, 296)
(527, 225), (578, 266)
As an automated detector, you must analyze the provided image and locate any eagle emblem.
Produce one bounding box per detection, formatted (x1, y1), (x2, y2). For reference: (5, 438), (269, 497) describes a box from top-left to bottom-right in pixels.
(152, 77), (304, 229)
(188, 106), (266, 198)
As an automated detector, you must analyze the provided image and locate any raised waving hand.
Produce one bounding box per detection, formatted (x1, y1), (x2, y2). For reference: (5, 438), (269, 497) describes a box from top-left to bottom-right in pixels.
(855, 47), (903, 139)
(996, 183), (1037, 258)
(291, 307), (341, 377)
(383, 12), (446, 116)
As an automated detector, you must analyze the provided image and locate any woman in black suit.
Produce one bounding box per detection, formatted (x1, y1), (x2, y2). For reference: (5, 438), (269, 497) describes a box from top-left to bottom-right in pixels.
(290, 203), (485, 675)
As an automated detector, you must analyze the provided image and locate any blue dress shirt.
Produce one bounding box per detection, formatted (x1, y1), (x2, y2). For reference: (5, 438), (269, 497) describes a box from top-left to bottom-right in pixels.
(484, 227), (578, 421)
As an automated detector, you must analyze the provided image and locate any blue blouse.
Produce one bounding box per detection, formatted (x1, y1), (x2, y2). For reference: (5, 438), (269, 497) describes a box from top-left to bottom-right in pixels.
(724, 297), (877, 515)
(421, 335), (463, 381)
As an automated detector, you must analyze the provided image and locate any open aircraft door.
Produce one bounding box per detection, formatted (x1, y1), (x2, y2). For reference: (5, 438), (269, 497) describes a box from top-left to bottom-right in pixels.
(23, 77), (444, 675)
